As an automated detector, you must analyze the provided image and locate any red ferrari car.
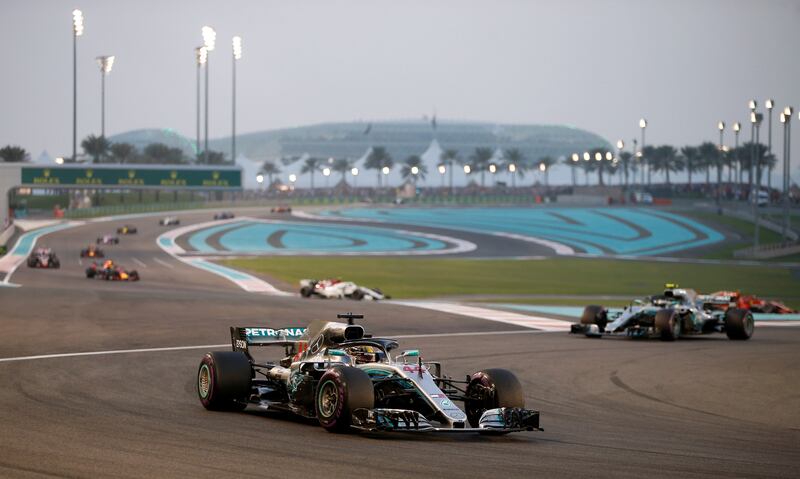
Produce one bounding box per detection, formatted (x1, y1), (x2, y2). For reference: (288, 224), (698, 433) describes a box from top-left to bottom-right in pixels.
(711, 291), (796, 314)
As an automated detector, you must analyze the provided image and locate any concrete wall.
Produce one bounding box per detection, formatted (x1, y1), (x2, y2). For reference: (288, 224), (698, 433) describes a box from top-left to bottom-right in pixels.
(0, 164), (23, 230)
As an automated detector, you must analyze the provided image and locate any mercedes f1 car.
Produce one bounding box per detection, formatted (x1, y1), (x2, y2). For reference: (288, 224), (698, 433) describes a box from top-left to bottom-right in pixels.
(96, 234), (120, 245)
(571, 284), (754, 341)
(197, 313), (541, 434)
(159, 217), (180, 226)
(85, 260), (140, 281)
(300, 279), (389, 301)
(116, 225), (137, 234)
(213, 212), (235, 220)
(27, 248), (60, 268)
(709, 291), (796, 314)
(80, 244), (104, 258)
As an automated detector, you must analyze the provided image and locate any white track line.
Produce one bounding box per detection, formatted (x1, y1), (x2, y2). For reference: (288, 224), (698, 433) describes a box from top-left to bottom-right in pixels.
(0, 330), (544, 363)
(388, 301), (572, 332)
(152, 257), (175, 269)
(132, 257), (147, 268)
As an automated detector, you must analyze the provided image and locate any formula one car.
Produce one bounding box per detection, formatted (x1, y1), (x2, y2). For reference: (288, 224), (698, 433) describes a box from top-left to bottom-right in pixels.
(85, 260), (140, 281)
(159, 217), (180, 226)
(270, 205), (292, 213)
(27, 247), (60, 268)
(196, 313), (541, 434)
(116, 225), (137, 234)
(213, 212), (235, 220)
(709, 291), (796, 314)
(299, 279), (389, 301)
(96, 234), (120, 245)
(80, 244), (104, 258)
(571, 284), (754, 341)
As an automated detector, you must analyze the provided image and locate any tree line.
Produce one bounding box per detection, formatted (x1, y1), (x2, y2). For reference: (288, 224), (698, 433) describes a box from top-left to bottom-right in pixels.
(0, 135), (232, 165)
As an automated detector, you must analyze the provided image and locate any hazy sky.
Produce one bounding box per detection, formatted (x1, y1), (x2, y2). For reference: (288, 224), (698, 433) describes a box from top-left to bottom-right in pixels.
(1, 0), (799, 160)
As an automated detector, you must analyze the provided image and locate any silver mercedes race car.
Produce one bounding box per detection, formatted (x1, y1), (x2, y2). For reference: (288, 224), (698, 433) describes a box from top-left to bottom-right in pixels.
(571, 284), (754, 341)
(196, 313), (541, 434)
(299, 278), (389, 301)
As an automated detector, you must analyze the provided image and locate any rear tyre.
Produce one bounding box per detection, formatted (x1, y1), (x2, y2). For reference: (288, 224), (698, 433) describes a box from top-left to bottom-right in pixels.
(580, 305), (607, 332)
(655, 309), (680, 341)
(300, 286), (313, 298)
(350, 289), (364, 301)
(464, 368), (525, 428)
(725, 308), (754, 340)
(197, 351), (252, 411)
(129, 270), (140, 281)
(85, 268), (95, 278)
(315, 366), (374, 433)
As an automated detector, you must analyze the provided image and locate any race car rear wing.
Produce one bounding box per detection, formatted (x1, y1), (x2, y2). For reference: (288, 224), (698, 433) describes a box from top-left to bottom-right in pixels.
(230, 326), (308, 355)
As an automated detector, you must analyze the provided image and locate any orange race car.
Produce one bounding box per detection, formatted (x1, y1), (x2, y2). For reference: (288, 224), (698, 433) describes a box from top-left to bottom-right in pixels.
(710, 291), (796, 314)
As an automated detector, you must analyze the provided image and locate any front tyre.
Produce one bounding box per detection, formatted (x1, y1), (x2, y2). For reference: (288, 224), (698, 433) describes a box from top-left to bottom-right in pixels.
(464, 368), (525, 428)
(315, 366), (374, 433)
(197, 351), (252, 411)
(655, 309), (681, 341)
(725, 308), (754, 340)
(581, 305), (607, 332)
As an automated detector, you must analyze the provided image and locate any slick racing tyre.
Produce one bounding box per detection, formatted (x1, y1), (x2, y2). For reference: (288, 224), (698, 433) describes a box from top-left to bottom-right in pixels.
(580, 305), (608, 332)
(464, 368), (525, 429)
(85, 268), (96, 278)
(724, 308), (754, 340)
(129, 270), (140, 281)
(300, 286), (313, 298)
(197, 351), (251, 411)
(315, 366), (374, 433)
(350, 289), (364, 301)
(655, 309), (681, 341)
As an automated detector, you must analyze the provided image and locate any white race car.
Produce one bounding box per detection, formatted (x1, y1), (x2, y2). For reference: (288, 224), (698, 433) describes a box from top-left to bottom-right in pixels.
(159, 216), (180, 226)
(299, 279), (389, 301)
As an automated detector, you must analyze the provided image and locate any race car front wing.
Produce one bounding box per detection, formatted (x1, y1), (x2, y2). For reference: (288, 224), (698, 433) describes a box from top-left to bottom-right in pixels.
(351, 407), (541, 433)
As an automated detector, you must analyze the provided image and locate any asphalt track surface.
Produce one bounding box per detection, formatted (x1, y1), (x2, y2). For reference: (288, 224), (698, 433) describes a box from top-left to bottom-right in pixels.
(1, 210), (799, 478)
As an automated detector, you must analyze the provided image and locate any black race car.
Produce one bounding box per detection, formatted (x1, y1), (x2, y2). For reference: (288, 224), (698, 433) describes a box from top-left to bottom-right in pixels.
(213, 212), (235, 220)
(27, 247), (60, 269)
(197, 313), (541, 434)
(85, 260), (140, 281)
(117, 225), (138, 234)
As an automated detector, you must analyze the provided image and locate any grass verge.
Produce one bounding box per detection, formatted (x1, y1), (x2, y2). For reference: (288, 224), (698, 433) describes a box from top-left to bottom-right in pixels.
(221, 256), (800, 308)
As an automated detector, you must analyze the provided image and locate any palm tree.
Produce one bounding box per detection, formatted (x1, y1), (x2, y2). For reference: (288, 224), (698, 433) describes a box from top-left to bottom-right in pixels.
(364, 146), (393, 187)
(332, 158), (352, 184)
(301, 157), (323, 191)
(680, 146), (698, 189)
(0, 145), (29, 162)
(81, 135), (110, 163)
(536, 156), (556, 186)
(651, 145), (683, 185)
(144, 143), (186, 164)
(469, 147), (493, 187)
(503, 148), (526, 187)
(110, 143), (136, 164)
(260, 161), (281, 186)
(562, 155), (580, 187)
(440, 149), (459, 192)
(697, 142), (719, 188)
(401, 155), (427, 185)
(618, 151), (633, 187)
(587, 148), (610, 185)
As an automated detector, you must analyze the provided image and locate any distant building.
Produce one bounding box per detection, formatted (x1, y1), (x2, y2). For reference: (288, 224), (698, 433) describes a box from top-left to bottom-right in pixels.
(109, 120), (610, 187)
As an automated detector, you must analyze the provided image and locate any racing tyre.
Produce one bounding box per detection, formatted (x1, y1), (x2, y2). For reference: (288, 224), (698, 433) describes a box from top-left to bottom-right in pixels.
(27, 258), (37, 268)
(464, 368), (525, 429)
(85, 268), (96, 278)
(724, 308), (754, 340)
(300, 286), (313, 298)
(197, 351), (251, 411)
(350, 289), (364, 301)
(129, 270), (140, 281)
(655, 309), (680, 341)
(315, 366), (374, 433)
(580, 305), (608, 332)
(51, 259), (60, 269)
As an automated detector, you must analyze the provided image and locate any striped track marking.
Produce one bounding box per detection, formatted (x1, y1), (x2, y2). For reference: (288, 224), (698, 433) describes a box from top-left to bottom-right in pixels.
(388, 300), (572, 332)
(131, 258), (147, 268)
(0, 330), (543, 363)
(152, 257), (175, 269)
(492, 232), (575, 255)
(0, 222), (83, 285)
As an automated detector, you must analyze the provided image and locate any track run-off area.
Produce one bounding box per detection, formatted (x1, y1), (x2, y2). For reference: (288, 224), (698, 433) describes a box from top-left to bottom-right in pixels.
(0, 206), (798, 478)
